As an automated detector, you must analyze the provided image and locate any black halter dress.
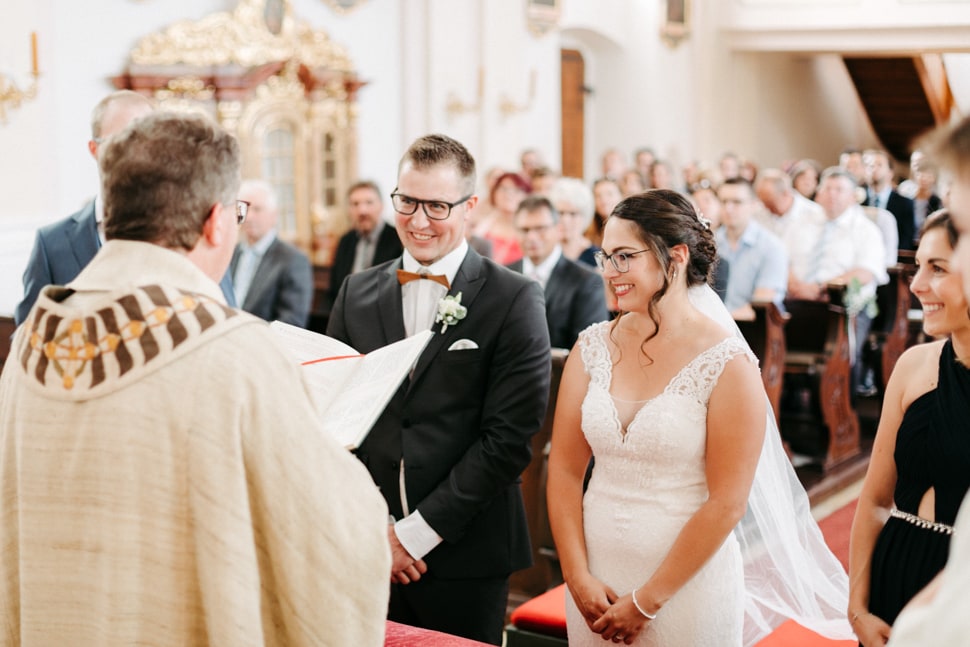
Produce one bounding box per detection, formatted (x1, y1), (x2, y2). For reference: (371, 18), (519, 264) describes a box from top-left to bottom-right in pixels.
(868, 340), (970, 625)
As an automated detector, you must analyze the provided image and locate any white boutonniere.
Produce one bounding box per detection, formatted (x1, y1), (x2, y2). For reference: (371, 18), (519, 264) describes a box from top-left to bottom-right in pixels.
(435, 292), (467, 333)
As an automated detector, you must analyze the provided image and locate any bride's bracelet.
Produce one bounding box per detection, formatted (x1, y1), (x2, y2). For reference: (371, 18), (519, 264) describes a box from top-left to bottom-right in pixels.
(631, 587), (657, 621)
(850, 610), (870, 626)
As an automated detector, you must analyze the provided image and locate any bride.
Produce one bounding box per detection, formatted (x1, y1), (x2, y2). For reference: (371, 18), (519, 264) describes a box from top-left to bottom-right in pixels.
(547, 190), (853, 646)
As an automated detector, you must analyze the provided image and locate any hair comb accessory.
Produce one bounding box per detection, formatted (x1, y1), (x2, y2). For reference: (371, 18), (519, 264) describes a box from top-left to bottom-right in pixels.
(697, 214), (712, 231)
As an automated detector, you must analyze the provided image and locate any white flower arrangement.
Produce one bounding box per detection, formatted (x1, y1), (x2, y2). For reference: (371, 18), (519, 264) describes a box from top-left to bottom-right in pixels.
(844, 277), (878, 319)
(435, 292), (467, 333)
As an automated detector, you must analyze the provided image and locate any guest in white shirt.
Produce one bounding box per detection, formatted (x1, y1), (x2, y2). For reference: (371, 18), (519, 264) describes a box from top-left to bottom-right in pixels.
(784, 167), (889, 392)
(754, 167), (824, 240)
(785, 168), (888, 301)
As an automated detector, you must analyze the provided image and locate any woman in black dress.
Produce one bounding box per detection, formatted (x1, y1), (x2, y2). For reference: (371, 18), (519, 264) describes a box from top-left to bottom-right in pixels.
(848, 209), (970, 646)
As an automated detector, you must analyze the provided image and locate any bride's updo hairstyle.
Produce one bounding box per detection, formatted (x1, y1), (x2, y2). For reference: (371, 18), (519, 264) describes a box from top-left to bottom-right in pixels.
(609, 189), (718, 354)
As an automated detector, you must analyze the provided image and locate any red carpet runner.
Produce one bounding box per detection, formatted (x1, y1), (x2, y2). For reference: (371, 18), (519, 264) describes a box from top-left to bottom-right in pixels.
(753, 498), (858, 646)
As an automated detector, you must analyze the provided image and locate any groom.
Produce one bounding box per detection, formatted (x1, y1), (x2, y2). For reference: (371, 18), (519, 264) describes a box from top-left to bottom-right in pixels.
(327, 134), (551, 644)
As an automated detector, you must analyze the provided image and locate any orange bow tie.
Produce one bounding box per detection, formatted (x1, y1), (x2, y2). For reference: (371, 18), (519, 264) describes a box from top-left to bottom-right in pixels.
(397, 269), (450, 290)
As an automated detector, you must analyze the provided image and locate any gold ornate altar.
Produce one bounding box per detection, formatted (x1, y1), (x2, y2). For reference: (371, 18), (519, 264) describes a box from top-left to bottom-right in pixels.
(114, 0), (362, 264)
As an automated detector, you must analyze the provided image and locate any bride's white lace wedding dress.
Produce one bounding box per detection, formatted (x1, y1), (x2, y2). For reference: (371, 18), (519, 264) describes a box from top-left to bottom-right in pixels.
(564, 321), (755, 646)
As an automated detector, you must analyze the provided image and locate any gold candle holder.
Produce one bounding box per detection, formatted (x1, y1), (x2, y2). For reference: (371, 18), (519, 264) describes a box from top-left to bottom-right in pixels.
(0, 32), (41, 125)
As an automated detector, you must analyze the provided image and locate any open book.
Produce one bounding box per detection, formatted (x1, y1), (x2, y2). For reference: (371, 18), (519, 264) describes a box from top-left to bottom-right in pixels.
(270, 321), (433, 450)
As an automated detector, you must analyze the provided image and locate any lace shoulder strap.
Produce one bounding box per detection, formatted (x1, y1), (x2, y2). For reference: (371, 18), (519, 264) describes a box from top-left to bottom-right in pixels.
(577, 321), (612, 388)
(668, 336), (758, 404)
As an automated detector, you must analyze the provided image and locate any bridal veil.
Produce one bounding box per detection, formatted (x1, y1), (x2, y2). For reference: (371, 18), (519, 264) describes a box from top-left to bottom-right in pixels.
(688, 284), (854, 645)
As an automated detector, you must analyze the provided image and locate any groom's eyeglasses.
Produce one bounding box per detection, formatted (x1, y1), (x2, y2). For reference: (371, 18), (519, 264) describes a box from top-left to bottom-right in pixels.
(390, 190), (473, 221)
(594, 249), (652, 273)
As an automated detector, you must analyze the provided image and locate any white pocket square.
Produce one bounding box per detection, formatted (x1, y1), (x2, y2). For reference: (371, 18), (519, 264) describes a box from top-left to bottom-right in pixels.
(447, 339), (479, 351)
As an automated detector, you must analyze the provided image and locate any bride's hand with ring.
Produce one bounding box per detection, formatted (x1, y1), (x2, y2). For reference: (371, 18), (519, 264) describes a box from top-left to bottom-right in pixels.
(590, 591), (650, 644)
(566, 571), (618, 631)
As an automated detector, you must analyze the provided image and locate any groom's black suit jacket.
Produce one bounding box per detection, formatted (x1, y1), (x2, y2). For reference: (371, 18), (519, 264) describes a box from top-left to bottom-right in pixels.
(327, 248), (551, 578)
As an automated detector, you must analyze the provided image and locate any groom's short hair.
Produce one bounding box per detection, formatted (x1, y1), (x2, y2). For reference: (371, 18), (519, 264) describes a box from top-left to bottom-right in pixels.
(399, 134), (476, 195)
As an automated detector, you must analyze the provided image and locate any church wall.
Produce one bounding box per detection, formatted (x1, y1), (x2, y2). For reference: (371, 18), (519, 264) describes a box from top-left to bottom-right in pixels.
(1, 0), (969, 315)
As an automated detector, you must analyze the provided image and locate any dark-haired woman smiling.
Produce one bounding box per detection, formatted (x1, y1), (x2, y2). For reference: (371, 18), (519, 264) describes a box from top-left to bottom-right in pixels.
(849, 210), (970, 646)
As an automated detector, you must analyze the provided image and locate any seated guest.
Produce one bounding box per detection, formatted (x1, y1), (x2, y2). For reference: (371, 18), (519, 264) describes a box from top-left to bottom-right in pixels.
(520, 148), (543, 181)
(0, 112), (390, 646)
(789, 158), (821, 200)
(909, 153), (944, 243)
(634, 147), (656, 188)
(550, 177), (599, 267)
(600, 147), (627, 181)
(509, 195), (610, 348)
(754, 167), (824, 240)
(688, 172), (724, 232)
(16, 90), (237, 324)
(649, 159), (678, 192)
(864, 148), (916, 251)
(688, 173), (731, 300)
(716, 178), (788, 320)
(530, 166), (559, 196)
(620, 169), (646, 197)
(719, 151), (742, 180)
(474, 171), (531, 264)
(784, 167), (888, 391)
(681, 159), (702, 192)
(231, 179), (313, 326)
(840, 147), (869, 188)
(588, 177), (623, 247)
(739, 157), (759, 184)
(330, 180), (403, 306)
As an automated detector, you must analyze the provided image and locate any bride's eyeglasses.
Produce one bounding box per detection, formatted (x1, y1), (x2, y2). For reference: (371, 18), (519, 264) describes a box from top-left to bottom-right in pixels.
(594, 249), (651, 273)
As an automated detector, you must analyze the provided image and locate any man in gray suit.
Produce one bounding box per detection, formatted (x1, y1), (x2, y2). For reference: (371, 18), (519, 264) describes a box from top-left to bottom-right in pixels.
(508, 195), (610, 349)
(15, 91), (154, 325)
(16, 90), (237, 325)
(230, 179), (313, 326)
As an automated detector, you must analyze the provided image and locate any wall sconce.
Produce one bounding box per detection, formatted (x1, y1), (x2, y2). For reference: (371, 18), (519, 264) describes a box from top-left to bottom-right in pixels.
(445, 67), (484, 117)
(499, 69), (536, 118)
(0, 32), (40, 125)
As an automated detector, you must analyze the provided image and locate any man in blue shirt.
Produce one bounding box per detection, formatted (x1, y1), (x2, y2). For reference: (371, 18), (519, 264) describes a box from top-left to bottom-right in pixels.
(715, 178), (789, 319)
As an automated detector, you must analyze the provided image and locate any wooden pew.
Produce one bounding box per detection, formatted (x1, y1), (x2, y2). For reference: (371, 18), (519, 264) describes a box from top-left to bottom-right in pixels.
(508, 348), (568, 607)
(781, 285), (860, 470)
(875, 252), (918, 390)
(737, 301), (788, 427)
(0, 316), (16, 371)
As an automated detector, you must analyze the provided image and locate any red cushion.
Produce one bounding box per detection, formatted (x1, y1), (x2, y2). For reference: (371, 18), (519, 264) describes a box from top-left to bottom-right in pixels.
(384, 620), (493, 646)
(509, 584), (568, 638)
(754, 619), (857, 647)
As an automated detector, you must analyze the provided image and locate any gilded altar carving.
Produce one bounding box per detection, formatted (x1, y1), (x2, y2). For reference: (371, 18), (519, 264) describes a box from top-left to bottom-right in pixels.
(117, 0), (361, 262)
(130, 0), (352, 72)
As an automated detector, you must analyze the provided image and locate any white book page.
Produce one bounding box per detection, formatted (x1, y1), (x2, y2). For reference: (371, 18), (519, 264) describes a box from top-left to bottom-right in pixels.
(269, 320), (359, 364)
(320, 330), (434, 449)
(271, 322), (435, 450)
(300, 356), (362, 426)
